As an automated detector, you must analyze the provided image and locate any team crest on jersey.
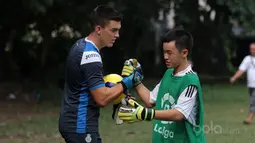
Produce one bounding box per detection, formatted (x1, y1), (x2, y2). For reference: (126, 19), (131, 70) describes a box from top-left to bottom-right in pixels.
(85, 134), (92, 143)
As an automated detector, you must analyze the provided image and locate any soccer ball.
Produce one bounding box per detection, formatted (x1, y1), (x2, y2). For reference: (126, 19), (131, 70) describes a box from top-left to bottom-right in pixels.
(103, 74), (126, 105)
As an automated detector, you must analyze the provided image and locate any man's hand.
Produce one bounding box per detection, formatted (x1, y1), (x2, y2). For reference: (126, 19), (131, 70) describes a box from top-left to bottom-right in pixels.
(230, 77), (236, 84)
(230, 70), (245, 84)
(118, 98), (155, 122)
(121, 59), (144, 87)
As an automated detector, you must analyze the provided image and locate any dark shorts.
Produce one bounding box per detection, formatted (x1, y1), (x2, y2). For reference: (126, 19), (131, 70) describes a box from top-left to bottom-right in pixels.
(60, 132), (102, 143)
(249, 88), (255, 113)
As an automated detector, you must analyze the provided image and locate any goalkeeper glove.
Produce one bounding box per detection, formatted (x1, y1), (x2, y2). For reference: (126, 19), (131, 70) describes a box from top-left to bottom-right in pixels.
(121, 59), (144, 87)
(121, 59), (138, 76)
(118, 98), (155, 122)
(112, 91), (136, 125)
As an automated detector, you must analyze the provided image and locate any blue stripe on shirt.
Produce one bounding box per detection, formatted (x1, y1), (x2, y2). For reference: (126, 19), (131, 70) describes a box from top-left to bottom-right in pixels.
(83, 41), (98, 52)
(76, 93), (89, 133)
(90, 83), (105, 91)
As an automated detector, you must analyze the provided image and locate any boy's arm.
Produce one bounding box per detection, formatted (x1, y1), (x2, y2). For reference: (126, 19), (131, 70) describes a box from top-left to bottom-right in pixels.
(118, 85), (197, 122)
(135, 82), (160, 108)
(155, 85), (197, 123)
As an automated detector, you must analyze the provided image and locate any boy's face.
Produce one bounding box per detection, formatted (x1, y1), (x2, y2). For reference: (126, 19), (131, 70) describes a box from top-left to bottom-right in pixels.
(96, 20), (121, 47)
(163, 41), (188, 68)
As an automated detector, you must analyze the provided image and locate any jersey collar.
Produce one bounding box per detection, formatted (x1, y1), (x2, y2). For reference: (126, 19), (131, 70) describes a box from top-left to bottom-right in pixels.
(85, 37), (100, 52)
(173, 65), (192, 77)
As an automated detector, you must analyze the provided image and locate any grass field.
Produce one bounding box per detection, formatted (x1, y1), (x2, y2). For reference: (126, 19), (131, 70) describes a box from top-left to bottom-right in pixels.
(1, 82), (255, 143)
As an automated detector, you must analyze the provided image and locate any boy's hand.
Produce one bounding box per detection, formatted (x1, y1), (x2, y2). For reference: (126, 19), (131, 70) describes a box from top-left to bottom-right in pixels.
(118, 98), (155, 122)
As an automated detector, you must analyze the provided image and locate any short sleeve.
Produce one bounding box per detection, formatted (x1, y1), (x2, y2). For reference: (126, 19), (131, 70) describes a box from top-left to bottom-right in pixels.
(80, 51), (105, 90)
(149, 81), (161, 104)
(174, 85), (197, 119)
(239, 56), (250, 71)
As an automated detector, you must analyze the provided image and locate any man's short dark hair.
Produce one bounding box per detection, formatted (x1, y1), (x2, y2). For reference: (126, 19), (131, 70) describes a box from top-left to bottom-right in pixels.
(162, 29), (193, 53)
(89, 5), (123, 30)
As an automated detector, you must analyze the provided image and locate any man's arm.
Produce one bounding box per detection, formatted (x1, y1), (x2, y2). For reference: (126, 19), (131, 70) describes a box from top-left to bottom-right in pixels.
(90, 84), (124, 107)
(230, 70), (245, 83)
(135, 82), (161, 108)
(230, 56), (249, 83)
(81, 51), (124, 107)
(154, 85), (197, 123)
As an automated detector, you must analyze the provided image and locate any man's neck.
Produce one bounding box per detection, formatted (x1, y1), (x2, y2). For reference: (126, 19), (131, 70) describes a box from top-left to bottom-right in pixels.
(173, 60), (189, 75)
(87, 33), (103, 50)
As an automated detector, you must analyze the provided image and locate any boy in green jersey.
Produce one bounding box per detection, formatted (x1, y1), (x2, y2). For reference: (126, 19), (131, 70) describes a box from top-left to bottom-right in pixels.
(118, 29), (206, 143)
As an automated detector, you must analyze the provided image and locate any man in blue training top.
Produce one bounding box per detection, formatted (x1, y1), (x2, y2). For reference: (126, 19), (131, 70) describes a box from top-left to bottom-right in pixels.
(58, 5), (142, 143)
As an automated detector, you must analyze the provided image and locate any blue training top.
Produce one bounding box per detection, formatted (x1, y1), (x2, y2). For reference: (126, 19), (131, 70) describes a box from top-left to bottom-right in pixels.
(58, 37), (105, 133)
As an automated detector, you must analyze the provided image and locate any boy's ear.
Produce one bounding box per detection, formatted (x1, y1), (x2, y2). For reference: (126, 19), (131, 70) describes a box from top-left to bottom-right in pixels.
(182, 49), (188, 57)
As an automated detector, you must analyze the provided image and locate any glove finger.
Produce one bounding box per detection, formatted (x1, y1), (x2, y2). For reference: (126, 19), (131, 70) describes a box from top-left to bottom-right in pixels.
(123, 120), (139, 124)
(123, 65), (133, 71)
(131, 59), (138, 67)
(124, 60), (133, 66)
(119, 116), (133, 121)
(127, 96), (136, 100)
(128, 120), (141, 123)
(118, 112), (133, 117)
(127, 99), (140, 108)
(122, 69), (133, 75)
(122, 72), (131, 77)
(122, 66), (134, 76)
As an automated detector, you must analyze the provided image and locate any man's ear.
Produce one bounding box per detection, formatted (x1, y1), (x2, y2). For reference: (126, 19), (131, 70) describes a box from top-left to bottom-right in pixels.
(95, 25), (101, 35)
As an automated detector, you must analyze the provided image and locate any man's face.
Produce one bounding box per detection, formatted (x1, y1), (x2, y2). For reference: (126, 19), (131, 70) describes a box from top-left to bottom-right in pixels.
(98, 20), (121, 47)
(250, 44), (255, 56)
(163, 41), (188, 68)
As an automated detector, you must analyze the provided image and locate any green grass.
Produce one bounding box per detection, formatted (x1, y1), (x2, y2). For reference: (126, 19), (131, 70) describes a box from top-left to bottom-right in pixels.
(1, 83), (255, 143)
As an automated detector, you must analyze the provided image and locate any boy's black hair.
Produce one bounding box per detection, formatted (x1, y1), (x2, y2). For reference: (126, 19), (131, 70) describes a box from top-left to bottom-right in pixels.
(89, 5), (123, 31)
(162, 29), (193, 54)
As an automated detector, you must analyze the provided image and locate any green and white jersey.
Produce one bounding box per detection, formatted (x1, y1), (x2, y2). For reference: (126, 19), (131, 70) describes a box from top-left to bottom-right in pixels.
(149, 65), (197, 125)
(152, 66), (206, 143)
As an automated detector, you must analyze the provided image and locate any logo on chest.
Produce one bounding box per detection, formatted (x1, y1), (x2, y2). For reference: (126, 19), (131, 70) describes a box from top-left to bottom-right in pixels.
(161, 93), (176, 124)
(161, 93), (176, 109)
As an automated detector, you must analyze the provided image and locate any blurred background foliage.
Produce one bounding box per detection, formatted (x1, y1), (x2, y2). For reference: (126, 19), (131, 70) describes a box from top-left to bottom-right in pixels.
(1, 0), (255, 83)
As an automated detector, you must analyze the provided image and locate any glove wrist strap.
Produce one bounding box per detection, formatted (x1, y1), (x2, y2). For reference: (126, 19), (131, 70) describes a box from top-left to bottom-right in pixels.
(119, 81), (127, 91)
(145, 109), (155, 121)
(134, 82), (142, 87)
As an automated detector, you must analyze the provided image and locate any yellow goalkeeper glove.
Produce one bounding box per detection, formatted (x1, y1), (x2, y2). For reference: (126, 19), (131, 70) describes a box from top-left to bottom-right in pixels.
(118, 98), (155, 122)
(121, 59), (144, 86)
